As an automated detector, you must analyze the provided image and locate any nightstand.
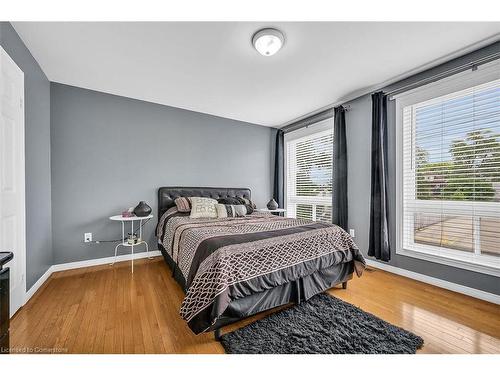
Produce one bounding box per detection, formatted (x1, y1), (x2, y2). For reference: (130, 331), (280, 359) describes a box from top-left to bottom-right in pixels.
(109, 214), (153, 273)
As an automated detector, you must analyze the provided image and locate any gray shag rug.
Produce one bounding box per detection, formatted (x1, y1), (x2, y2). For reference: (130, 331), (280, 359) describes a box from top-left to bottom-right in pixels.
(220, 293), (423, 354)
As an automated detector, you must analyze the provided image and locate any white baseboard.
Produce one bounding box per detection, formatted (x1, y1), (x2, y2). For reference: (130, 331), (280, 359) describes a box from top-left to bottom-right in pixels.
(25, 266), (53, 303)
(24, 250), (161, 305)
(365, 259), (500, 305)
(51, 250), (161, 272)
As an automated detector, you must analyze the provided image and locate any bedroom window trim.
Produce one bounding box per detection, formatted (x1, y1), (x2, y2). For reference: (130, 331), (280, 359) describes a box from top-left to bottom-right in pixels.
(284, 118), (334, 223)
(395, 59), (500, 277)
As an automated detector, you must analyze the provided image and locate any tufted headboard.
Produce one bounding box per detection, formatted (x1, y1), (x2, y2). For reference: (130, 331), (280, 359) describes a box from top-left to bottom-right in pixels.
(157, 186), (251, 219)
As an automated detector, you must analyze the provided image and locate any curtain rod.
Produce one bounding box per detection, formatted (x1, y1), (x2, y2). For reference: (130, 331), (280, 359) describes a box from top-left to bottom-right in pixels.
(386, 52), (500, 98)
(281, 105), (351, 134)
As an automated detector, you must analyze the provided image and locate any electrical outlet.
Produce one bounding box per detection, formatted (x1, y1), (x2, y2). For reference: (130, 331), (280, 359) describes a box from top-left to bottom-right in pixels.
(349, 229), (355, 238)
(84, 232), (92, 243)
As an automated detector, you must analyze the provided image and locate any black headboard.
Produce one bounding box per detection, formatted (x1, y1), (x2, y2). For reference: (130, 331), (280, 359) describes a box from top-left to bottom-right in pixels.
(157, 186), (251, 219)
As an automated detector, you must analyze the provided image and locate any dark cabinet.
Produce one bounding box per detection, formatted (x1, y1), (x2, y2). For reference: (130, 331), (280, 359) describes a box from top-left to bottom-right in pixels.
(0, 252), (13, 355)
(0, 331), (8, 354)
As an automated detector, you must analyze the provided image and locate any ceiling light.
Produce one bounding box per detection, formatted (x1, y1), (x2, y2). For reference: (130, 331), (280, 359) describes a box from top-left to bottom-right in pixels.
(252, 28), (285, 57)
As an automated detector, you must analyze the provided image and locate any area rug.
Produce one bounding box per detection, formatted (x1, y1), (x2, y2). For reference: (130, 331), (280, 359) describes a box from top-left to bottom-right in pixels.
(219, 293), (424, 354)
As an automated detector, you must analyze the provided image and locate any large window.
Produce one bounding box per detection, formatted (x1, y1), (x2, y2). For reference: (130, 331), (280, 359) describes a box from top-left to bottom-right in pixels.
(396, 60), (500, 276)
(285, 119), (333, 223)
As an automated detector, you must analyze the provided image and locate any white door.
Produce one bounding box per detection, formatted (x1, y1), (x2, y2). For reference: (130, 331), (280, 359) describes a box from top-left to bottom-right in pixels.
(0, 45), (26, 317)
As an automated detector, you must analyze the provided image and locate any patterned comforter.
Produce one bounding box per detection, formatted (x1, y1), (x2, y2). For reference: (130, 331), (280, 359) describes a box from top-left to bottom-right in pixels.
(156, 210), (365, 334)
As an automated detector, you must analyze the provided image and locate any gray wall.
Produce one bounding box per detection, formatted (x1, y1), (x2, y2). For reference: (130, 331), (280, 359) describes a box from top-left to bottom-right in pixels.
(0, 22), (53, 290)
(346, 42), (500, 295)
(50, 83), (274, 264)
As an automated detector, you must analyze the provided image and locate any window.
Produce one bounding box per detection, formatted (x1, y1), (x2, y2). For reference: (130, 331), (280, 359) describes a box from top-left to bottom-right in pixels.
(285, 119), (333, 224)
(396, 60), (500, 276)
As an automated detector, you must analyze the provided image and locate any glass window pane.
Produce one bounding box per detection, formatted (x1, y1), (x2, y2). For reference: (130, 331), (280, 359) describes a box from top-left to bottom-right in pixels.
(295, 134), (333, 197)
(286, 125), (334, 224)
(296, 204), (312, 220)
(480, 217), (500, 257)
(414, 213), (474, 253)
(413, 85), (500, 204)
(316, 205), (332, 224)
(403, 78), (500, 266)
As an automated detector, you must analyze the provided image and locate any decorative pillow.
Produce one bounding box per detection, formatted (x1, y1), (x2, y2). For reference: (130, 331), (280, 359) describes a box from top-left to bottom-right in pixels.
(174, 197), (191, 212)
(217, 197), (241, 205)
(218, 197), (257, 210)
(215, 204), (247, 218)
(215, 204), (228, 218)
(237, 197), (257, 209)
(234, 197), (255, 214)
(189, 197), (218, 219)
(233, 205), (248, 217)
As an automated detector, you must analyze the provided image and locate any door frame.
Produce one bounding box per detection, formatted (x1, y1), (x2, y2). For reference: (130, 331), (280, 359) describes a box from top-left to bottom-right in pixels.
(0, 44), (27, 315)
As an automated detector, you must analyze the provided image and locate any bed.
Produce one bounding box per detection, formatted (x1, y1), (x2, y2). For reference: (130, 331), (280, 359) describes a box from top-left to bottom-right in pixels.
(156, 186), (365, 339)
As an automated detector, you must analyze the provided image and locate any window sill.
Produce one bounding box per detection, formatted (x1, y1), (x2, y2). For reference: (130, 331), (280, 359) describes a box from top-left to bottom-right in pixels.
(396, 247), (500, 277)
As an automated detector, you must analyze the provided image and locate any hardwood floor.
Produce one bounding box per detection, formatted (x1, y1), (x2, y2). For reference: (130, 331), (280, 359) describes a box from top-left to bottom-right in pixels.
(9, 256), (500, 354)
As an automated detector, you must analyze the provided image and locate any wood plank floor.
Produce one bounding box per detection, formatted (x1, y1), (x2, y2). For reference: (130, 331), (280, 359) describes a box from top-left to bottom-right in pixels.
(9, 256), (500, 354)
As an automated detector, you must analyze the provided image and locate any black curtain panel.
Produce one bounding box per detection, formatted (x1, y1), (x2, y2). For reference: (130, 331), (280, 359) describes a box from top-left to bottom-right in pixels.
(332, 106), (348, 230)
(368, 92), (391, 261)
(273, 129), (285, 208)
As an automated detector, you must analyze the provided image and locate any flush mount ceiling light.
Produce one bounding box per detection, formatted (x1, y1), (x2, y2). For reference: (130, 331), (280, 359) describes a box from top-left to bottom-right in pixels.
(252, 28), (285, 57)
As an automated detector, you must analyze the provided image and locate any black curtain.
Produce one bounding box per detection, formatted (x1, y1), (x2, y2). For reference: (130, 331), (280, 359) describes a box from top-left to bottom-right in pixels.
(368, 92), (391, 261)
(332, 106), (348, 230)
(273, 129), (285, 208)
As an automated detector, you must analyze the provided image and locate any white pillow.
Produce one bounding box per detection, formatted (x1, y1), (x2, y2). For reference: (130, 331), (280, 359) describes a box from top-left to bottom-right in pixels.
(189, 197), (218, 219)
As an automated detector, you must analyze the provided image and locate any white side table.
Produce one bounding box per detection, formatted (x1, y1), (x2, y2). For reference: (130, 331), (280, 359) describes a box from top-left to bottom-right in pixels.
(109, 214), (153, 273)
(255, 208), (287, 216)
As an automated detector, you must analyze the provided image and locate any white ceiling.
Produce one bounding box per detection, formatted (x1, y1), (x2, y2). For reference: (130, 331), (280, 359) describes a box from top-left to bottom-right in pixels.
(12, 22), (500, 127)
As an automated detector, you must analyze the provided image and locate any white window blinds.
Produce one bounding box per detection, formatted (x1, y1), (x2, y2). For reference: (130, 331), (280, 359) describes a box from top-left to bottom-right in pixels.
(397, 60), (500, 274)
(285, 121), (333, 224)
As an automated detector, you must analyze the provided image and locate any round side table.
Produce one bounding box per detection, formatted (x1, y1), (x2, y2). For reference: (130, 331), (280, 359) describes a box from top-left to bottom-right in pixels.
(109, 214), (153, 273)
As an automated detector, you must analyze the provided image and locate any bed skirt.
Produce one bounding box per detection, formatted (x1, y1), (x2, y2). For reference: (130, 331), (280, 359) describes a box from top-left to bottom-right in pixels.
(159, 244), (354, 333)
